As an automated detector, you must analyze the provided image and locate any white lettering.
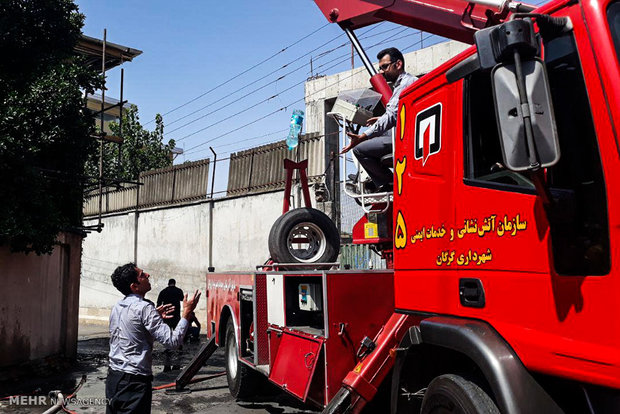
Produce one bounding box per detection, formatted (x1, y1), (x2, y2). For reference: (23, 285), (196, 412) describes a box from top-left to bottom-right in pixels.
(8, 396), (47, 405)
(207, 279), (236, 292)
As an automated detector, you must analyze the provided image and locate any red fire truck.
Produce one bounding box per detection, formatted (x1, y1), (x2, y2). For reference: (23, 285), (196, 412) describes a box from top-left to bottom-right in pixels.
(206, 0), (620, 412)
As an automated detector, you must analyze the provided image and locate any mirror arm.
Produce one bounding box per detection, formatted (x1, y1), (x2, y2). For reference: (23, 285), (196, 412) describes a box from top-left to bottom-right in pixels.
(514, 49), (554, 208)
(512, 49), (541, 170)
(529, 169), (553, 208)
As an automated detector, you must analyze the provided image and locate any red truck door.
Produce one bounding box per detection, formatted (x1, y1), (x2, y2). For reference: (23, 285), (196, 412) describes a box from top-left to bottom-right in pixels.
(451, 2), (620, 387)
(269, 330), (324, 400)
(393, 69), (460, 310)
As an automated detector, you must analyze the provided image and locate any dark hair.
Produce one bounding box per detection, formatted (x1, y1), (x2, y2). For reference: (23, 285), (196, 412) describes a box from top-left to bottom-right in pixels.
(377, 47), (404, 66)
(111, 263), (138, 296)
(168, 279), (176, 286)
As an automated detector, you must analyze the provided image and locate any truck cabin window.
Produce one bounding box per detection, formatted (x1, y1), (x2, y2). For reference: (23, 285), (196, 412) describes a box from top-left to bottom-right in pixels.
(464, 31), (610, 276)
(464, 70), (534, 191)
(609, 1), (620, 63)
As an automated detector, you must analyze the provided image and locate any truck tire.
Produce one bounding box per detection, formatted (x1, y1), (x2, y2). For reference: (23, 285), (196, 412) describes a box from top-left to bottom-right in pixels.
(268, 207), (340, 269)
(225, 319), (256, 399)
(421, 374), (499, 414)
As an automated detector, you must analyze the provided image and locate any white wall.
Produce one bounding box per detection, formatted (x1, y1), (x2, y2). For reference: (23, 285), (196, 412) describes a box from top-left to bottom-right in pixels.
(212, 191), (284, 270)
(80, 190), (310, 324)
(80, 213), (138, 322)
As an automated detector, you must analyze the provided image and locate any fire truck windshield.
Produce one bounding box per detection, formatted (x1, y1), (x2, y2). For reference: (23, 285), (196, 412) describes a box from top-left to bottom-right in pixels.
(609, 1), (620, 62)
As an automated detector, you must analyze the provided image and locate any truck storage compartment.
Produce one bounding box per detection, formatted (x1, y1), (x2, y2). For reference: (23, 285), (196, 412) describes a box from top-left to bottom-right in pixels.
(285, 276), (324, 333)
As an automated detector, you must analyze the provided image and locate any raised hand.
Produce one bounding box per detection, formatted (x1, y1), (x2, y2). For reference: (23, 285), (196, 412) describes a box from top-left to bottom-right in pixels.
(342, 132), (367, 154)
(182, 290), (201, 319)
(156, 304), (175, 319)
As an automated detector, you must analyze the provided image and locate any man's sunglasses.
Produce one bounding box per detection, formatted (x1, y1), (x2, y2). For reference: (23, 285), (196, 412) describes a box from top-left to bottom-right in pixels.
(379, 61), (395, 71)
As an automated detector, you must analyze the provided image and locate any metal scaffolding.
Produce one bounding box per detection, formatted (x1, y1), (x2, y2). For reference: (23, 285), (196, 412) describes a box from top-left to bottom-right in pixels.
(80, 29), (142, 233)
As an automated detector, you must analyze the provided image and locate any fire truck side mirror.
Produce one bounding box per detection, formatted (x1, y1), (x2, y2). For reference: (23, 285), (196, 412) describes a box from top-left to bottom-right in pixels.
(473, 18), (561, 172)
(475, 19), (538, 69)
(491, 59), (560, 171)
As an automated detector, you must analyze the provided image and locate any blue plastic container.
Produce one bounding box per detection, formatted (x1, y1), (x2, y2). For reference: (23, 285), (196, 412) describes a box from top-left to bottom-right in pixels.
(286, 109), (304, 150)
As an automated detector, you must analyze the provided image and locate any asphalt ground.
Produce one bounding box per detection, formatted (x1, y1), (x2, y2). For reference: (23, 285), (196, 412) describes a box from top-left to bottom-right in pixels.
(0, 324), (319, 413)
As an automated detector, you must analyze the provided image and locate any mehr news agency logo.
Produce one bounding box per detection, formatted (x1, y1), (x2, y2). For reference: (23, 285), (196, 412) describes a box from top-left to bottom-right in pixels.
(4, 391), (108, 408)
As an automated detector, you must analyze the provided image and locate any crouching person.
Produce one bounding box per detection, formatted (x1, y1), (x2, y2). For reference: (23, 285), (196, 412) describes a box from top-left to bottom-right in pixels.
(105, 263), (201, 413)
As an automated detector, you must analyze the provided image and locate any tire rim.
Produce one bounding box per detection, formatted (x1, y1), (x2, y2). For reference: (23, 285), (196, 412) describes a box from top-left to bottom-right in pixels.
(227, 332), (238, 380)
(286, 221), (327, 262)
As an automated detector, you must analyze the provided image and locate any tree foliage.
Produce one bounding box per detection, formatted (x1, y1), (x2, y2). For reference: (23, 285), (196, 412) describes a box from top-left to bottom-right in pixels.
(0, 0), (101, 254)
(86, 105), (175, 182)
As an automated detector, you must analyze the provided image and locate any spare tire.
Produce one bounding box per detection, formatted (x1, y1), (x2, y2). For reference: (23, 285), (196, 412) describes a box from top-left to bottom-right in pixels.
(268, 208), (340, 268)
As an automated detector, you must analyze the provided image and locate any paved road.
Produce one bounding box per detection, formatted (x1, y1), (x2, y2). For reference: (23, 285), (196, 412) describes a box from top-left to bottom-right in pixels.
(1, 326), (319, 413)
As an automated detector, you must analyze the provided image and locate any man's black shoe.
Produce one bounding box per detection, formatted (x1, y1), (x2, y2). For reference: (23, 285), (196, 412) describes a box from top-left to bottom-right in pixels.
(364, 181), (377, 193)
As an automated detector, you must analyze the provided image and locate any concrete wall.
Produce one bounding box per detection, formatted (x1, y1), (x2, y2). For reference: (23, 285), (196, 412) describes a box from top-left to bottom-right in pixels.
(0, 232), (82, 367)
(80, 190), (317, 325)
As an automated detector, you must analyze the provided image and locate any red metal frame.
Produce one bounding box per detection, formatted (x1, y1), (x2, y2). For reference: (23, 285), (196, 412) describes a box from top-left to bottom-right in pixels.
(341, 313), (417, 411)
(370, 73), (393, 106)
(282, 159), (312, 214)
(314, 0), (496, 43)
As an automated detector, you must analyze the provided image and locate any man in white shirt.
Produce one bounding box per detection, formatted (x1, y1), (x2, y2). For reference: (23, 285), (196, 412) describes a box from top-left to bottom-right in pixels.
(341, 47), (417, 192)
(105, 263), (200, 413)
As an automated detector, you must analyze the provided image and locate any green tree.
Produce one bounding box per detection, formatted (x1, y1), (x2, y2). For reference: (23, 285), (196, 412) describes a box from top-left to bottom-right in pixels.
(0, 0), (101, 254)
(87, 105), (175, 181)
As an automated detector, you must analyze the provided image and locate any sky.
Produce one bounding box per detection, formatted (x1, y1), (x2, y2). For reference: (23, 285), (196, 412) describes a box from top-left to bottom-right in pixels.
(75, 1), (444, 172)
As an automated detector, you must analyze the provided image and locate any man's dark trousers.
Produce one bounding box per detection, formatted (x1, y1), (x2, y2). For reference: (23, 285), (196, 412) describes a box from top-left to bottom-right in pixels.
(352, 134), (393, 188)
(106, 369), (152, 413)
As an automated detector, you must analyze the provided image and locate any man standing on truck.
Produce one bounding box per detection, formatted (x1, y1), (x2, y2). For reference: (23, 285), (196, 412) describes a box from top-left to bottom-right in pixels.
(105, 263), (201, 413)
(342, 47), (417, 192)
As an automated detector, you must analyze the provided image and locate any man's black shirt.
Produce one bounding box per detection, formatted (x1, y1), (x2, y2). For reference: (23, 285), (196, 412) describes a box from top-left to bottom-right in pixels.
(156, 285), (184, 326)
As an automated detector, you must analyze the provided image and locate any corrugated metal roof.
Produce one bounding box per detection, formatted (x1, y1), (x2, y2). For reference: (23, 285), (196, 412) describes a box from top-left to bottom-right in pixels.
(226, 133), (324, 196)
(75, 35), (143, 72)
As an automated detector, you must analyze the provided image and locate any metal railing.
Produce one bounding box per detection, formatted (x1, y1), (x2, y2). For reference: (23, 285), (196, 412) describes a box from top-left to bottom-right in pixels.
(340, 243), (387, 269)
(226, 132), (324, 196)
(83, 159), (210, 216)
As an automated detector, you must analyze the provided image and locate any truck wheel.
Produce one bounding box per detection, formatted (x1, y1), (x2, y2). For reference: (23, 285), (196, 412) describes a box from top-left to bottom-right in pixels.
(421, 374), (499, 414)
(225, 319), (255, 399)
(268, 207), (340, 268)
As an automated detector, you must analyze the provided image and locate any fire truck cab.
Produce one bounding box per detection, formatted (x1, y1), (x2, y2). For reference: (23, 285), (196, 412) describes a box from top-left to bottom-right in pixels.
(207, 0), (620, 412)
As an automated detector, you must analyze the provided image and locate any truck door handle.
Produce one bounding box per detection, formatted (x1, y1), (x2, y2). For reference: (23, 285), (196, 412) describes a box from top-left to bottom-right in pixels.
(459, 278), (485, 308)
(304, 352), (315, 369)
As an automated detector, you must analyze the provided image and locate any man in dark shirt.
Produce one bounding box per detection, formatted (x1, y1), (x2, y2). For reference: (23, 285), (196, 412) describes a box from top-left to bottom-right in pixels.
(157, 279), (184, 329)
(156, 279), (185, 372)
